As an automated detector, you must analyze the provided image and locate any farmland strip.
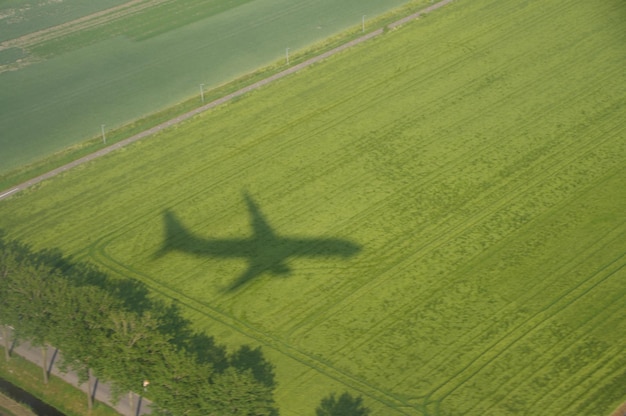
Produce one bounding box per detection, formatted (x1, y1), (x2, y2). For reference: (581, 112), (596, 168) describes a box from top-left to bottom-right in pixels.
(0, 0), (457, 202)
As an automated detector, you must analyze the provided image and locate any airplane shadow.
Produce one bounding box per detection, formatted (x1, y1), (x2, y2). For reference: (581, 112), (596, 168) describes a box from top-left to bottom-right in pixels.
(155, 192), (361, 291)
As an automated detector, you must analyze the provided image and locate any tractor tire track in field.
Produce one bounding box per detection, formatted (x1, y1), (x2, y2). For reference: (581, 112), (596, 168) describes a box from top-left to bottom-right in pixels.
(0, 0), (456, 203)
(88, 241), (421, 414)
(0, 0), (169, 50)
(0, 0), (171, 72)
(283, 53), (625, 341)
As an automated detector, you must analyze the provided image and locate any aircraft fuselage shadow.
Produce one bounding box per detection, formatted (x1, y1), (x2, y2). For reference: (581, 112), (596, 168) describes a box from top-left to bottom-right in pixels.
(155, 193), (361, 291)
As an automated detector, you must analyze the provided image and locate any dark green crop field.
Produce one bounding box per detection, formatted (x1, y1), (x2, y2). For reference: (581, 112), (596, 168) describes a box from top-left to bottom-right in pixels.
(1, 0), (625, 414)
(0, 0), (414, 173)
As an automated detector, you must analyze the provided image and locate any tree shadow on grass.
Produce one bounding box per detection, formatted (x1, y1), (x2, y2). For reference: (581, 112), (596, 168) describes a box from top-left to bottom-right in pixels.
(0, 231), (231, 370)
(0, 231), (280, 410)
(230, 345), (276, 388)
(316, 392), (371, 416)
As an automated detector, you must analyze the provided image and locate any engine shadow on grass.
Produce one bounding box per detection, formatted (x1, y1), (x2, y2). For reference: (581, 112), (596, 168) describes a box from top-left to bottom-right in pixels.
(155, 191), (362, 291)
(0, 231), (276, 387)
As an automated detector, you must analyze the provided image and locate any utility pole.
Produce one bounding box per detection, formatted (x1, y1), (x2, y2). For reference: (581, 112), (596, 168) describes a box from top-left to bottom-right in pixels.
(101, 124), (106, 144)
(362, 15), (366, 32)
(286, 47), (290, 65)
(200, 83), (205, 103)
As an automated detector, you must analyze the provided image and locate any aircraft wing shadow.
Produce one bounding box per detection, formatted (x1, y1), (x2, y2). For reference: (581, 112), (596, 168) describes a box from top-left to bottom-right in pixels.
(156, 192), (361, 291)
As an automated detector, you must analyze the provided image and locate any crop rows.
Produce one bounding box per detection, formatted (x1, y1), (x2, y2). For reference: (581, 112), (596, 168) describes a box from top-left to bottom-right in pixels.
(1, 0), (625, 414)
(0, 0), (414, 172)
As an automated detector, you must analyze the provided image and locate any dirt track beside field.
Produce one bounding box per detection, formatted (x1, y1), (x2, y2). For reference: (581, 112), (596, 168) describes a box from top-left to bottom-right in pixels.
(611, 402), (626, 416)
(0, 0), (455, 202)
(0, 0), (170, 73)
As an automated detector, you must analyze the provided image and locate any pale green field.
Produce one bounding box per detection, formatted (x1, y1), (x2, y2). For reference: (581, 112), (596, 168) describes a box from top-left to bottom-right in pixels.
(1, 0), (626, 415)
(0, 0), (416, 173)
(0, 0), (127, 42)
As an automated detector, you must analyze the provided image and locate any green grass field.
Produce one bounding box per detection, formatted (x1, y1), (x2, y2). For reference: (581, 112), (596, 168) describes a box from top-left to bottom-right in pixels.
(1, 0), (625, 414)
(0, 0), (416, 173)
(0, 0), (127, 42)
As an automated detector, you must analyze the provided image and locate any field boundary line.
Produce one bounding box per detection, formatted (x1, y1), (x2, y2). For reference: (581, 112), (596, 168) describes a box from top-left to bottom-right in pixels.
(0, 0), (171, 72)
(0, 0), (456, 203)
(610, 401), (626, 416)
(87, 239), (421, 414)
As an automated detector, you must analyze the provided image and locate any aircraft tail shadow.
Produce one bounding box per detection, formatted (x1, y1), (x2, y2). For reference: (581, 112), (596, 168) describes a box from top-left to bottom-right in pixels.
(154, 210), (191, 258)
(154, 193), (362, 291)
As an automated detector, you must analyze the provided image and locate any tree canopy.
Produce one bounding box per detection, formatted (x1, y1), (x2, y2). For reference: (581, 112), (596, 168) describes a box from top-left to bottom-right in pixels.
(0, 233), (278, 415)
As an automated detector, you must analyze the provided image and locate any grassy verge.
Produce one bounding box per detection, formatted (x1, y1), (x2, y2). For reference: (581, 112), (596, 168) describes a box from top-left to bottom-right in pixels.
(0, 392), (35, 416)
(0, 351), (120, 416)
(0, 0), (432, 192)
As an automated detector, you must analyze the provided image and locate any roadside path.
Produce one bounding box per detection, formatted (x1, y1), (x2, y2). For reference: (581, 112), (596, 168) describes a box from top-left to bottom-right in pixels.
(3, 331), (151, 416)
(0, 0), (455, 203)
(611, 402), (626, 416)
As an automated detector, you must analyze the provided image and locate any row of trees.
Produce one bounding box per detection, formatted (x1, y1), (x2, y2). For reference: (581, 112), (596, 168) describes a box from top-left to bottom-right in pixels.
(0, 234), (277, 415)
(0, 233), (372, 415)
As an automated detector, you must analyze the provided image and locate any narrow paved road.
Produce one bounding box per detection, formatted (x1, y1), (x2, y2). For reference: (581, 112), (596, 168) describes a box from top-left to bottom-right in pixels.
(2, 330), (151, 415)
(0, 0), (455, 202)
